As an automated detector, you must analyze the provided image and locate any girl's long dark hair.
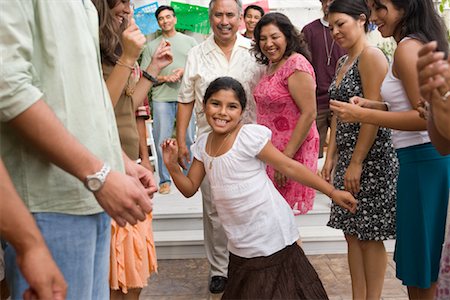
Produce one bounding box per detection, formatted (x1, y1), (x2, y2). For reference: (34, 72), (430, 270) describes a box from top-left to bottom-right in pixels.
(92, 0), (126, 65)
(372, 0), (448, 56)
(252, 12), (311, 65)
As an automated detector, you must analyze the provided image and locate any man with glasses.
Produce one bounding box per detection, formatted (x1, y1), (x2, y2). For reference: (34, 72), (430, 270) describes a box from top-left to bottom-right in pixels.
(141, 5), (197, 195)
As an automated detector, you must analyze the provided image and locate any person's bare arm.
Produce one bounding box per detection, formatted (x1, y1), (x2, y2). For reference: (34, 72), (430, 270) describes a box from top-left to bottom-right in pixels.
(8, 100), (152, 227)
(176, 102), (195, 169)
(274, 70), (316, 187)
(343, 47), (387, 195)
(0, 160), (67, 300)
(162, 139), (204, 197)
(104, 18), (146, 107)
(136, 117), (153, 171)
(417, 41), (450, 154)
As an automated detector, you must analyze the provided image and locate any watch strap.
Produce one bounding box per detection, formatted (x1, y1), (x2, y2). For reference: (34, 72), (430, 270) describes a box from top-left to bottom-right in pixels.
(142, 70), (159, 85)
(84, 163), (111, 192)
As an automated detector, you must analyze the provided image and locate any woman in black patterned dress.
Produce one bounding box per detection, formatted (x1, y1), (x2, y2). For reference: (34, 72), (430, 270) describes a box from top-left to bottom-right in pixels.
(321, 0), (399, 298)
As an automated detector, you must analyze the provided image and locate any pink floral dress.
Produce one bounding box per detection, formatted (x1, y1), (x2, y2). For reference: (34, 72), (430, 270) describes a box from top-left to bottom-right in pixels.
(437, 231), (450, 299)
(254, 53), (319, 215)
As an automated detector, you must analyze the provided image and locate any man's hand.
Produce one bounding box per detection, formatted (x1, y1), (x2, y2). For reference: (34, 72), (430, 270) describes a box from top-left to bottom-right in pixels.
(18, 245), (67, 300)
(177, 142), (191, 170)
(95, 171), (152, 227)
(165, 68), (184, 83)
(417, 41), (450, 102)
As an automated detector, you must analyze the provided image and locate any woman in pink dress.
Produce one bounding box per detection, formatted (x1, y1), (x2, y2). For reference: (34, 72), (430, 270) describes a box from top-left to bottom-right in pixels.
(253, 13), (319, 214)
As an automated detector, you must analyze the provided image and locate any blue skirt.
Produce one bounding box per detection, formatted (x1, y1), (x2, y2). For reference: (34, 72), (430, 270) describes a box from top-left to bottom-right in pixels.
(394, 143), (450, 288)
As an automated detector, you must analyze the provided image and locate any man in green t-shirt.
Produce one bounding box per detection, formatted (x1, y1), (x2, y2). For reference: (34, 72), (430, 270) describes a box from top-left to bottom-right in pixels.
(141, 5), (197, 195)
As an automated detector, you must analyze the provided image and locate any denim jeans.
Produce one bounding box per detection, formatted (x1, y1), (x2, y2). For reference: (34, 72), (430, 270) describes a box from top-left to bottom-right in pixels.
(5, 212), (110, 300)
(153, 101), (196, 185)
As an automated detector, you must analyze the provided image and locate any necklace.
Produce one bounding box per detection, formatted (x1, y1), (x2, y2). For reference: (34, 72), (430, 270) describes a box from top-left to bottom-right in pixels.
(207, 132), (232, 170)
(323, 25), (335, 66)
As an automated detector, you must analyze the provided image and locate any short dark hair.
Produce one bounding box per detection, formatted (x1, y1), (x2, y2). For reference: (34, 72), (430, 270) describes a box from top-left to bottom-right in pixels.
(155, 5), (175, 19)
(253, 13), (311, 65)
(244, 5), (265, 18)
(203, 77), (247, 111)
(328, 0), (370, 32)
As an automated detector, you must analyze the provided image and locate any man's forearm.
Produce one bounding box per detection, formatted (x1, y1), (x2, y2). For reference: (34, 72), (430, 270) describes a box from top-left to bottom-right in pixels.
(7, 100), (104, 181)
(176, 102), (194, 145)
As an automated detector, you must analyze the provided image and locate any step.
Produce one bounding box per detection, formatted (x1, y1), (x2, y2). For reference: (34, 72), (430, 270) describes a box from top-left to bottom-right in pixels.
(153, 190), (334, 231)
(154, 225), (396, 259)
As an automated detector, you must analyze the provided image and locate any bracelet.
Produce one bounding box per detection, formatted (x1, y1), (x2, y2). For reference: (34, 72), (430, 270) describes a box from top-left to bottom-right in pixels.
(116, 59), (135, 71)
(328, 188), (337, 199)
(142, 70), (159, 85)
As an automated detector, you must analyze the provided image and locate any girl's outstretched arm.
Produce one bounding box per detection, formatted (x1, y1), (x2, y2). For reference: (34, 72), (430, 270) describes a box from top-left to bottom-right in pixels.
(162, 139), (205, 197)
(258, 141), (358, 213)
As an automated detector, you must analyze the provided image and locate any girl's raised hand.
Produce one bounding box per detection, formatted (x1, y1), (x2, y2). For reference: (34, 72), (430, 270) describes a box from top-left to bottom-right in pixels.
(120, 18), (146, 65)
(162, 138), (179, 168)
(330, 190), (358, 214)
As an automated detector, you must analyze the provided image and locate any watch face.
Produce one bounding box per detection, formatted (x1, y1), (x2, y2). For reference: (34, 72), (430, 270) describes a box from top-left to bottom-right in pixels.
(87, 178), (102, 192)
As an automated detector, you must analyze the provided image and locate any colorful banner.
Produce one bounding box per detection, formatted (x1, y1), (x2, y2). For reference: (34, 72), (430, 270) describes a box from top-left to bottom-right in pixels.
(171, 1), (210, 35)
(134, 1), (160, 35)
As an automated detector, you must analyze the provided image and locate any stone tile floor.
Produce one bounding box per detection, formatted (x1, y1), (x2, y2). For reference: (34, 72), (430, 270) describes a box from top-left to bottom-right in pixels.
(140, 253), (408, 300)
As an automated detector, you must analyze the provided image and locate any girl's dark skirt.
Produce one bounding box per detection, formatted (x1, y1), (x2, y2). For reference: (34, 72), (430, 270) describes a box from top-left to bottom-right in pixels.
(222, 242), (328, 299)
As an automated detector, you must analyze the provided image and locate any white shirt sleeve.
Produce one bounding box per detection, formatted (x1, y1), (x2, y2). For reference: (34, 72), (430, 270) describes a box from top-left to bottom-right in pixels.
(238, 124), (272, 157)
(191, 132), (208, 162)
(0, 1), (43, 122)
(178, 47), (198, 104)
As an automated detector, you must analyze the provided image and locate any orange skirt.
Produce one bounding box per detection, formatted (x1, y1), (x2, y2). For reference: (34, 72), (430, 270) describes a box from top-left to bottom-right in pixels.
(109, 213), (157, 293)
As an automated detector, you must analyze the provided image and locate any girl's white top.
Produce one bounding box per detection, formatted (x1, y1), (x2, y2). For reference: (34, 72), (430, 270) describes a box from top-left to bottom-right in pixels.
(192, 124), (299, 258)
(380, 37), (430, 149)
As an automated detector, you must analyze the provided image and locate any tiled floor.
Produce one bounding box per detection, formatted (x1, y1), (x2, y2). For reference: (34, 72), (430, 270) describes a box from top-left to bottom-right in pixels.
(140, 253), (408, 300)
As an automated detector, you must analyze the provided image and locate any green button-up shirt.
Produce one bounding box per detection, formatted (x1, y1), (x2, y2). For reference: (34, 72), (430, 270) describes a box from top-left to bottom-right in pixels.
(0, 0), (124, 214)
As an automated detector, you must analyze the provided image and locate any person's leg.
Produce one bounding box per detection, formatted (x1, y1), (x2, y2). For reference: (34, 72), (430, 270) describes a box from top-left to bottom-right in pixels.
(92, 213), (111, 300)
(361, 240), (387, 300)
(316, 109), (331, 159)
(5, 212), (106, 300)
(152, 101), (177, 186)
(200, 177), (229, 293)
(183, 111), (197, 174)
(345, 234), (366, 300)
(407, 284), (437, 300)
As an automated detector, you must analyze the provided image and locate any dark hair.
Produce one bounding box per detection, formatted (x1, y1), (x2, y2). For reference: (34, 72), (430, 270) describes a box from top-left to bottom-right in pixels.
(244, 5), (265, 18)
(92, 0), (127, 65)
(372, 0), (448, 56)
(155, 5), (176, 19)
(203, 77), (247, 111)
(328, 0), (370, 32)
(252, 13), (311, 65)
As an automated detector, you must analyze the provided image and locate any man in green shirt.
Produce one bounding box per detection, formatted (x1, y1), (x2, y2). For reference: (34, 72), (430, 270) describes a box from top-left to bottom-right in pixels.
(141, 5), (198, 195)
(0, 1), (156, 298)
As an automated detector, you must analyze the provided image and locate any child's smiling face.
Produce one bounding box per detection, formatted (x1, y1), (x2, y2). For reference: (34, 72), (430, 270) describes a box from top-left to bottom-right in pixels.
(204, 89), (243, 135)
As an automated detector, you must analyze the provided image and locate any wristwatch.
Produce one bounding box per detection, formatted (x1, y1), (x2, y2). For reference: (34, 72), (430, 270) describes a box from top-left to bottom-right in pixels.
(142, 70), (159, 85)
(84, 163), (111, 192)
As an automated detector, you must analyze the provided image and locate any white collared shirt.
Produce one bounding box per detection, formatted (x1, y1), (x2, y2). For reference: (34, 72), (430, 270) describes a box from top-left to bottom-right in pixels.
(178, 34), (265, 135)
